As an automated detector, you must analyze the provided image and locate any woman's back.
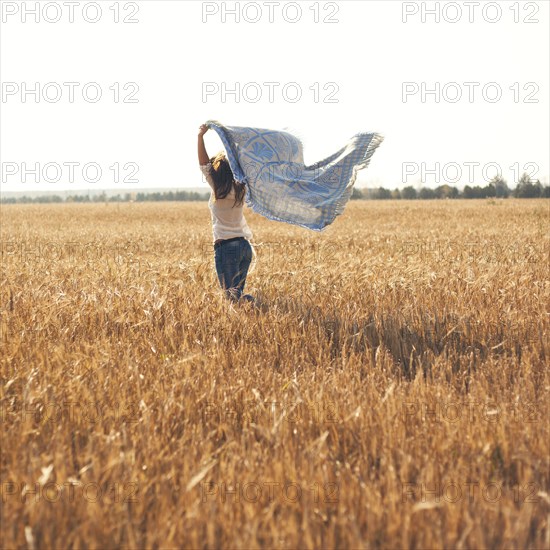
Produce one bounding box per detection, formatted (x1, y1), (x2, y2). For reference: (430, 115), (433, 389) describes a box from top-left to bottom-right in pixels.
(201, 162), (253, 243)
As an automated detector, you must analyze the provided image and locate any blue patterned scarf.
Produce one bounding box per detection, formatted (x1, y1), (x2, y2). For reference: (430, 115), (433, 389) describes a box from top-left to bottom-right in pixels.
(206, 120), (384, 231)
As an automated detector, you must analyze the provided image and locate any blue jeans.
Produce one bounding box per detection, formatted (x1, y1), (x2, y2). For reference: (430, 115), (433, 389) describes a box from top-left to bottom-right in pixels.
(214, 237), (254, 303)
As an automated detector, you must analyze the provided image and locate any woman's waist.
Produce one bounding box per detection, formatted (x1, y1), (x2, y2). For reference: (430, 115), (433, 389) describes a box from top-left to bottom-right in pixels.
(213, 236), (249, 248)
(212, 221), (252, 241)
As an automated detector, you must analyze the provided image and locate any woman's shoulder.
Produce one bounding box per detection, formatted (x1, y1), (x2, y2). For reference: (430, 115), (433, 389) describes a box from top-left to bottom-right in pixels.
(200, 163), (215, 191)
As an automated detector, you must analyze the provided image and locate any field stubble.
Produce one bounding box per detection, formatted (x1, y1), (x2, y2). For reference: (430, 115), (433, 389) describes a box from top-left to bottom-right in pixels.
(1, 200), (549, 549)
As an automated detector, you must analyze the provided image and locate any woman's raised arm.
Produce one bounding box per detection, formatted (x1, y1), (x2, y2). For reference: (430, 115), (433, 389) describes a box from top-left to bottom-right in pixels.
(198, 124), (210, 165)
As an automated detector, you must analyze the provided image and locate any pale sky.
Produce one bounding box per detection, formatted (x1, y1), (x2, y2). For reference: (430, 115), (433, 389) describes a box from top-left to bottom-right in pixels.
(1, 0), (548, 193)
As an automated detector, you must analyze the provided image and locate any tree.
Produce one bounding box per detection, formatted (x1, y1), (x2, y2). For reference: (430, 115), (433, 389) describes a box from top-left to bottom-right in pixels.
(419, 187), (436, 199)
(401, 186), (417, 200)
(483, 183), (496, 198)
(350, 187), (363, 200)
(514, 173), (541, 198)
(375, 187), (392, 199)
(490, 175), (509, 198)
(463, 185), (485, 199)
(435, 184), (458, 199)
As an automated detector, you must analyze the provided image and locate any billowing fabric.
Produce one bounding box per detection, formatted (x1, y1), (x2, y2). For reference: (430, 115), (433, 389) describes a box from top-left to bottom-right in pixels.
(206, 120), (384, 231)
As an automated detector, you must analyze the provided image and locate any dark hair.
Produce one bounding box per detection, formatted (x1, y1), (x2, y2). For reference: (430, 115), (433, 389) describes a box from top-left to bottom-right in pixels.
(209, 151), (246, 208)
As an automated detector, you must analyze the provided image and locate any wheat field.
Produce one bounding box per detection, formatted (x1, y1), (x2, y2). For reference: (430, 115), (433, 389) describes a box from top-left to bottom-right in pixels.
(1, 199), (549, 549)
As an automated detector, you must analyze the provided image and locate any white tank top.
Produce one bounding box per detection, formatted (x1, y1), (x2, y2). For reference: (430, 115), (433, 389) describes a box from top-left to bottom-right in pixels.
(200, 163), (254, 244)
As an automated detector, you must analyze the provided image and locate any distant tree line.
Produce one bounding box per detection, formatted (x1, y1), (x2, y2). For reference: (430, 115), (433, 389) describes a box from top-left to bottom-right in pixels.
(1, 190), (211, 204)
(2, 174), (548, 204)
(351, 174), (549, 200)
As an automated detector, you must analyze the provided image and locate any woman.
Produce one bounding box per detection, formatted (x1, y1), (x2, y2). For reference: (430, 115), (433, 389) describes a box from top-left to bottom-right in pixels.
(198, 123), (256, 305)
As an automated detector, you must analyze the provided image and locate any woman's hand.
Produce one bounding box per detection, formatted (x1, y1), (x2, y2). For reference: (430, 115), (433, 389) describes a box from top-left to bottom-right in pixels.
(198, 124), (209, 137)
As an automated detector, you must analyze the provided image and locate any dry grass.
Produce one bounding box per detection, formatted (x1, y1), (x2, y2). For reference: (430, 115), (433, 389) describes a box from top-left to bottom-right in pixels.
(1, 199), (549, 549)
